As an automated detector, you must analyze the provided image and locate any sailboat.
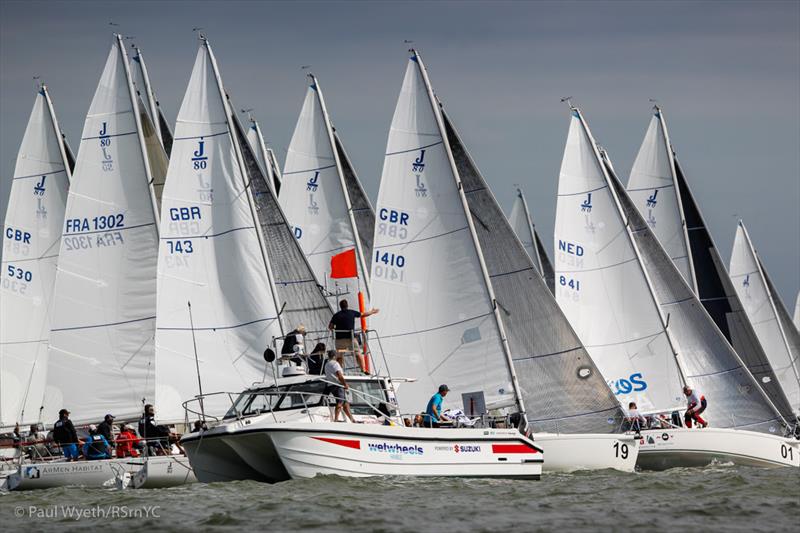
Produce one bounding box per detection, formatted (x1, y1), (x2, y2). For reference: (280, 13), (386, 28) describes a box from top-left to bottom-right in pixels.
(280, 75), (374, 303)
(9, 35), (194, 491)
(243, 112), (282, 197)
(154, 36), (284, 424)
(729, 221), (800, 420)
(555, 105), (798, 469)
(179, 45), (543, 483)
(369, 51), (637, 472)
(508, 187), (555, 294)
(627, 106), (797, 425)
(1, 85), (73, 434)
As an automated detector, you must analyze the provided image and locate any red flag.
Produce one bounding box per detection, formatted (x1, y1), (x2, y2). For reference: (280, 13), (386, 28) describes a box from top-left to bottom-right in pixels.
(330, 248), (358, 279)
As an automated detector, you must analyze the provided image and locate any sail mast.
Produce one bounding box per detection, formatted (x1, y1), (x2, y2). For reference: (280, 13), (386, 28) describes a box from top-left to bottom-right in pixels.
(117, 34), (160, 233)
(573, 106), (690, 388)
(41, 85), (73, 182)
(740, 221), (800, 385)
(310, 74), (372, 300)
(133, 46), (163, 150)
(517, 187), (544, 275)
(412, 50), (527, 423)
(203, 36), (285, 336)
(656, 106), (697, 293)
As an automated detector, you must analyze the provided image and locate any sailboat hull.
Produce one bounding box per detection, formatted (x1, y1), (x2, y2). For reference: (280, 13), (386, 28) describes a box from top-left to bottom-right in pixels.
(534, 433), (639, 473)
(636, 427), (799, 470)
(6, 455), (194, 490)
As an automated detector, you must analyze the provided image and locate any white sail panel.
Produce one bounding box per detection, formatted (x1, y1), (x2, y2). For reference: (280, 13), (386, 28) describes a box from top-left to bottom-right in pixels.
(131, 47), (173, 156)
(246, 120), (270, 188)
(795, 292), (799, 330)
(730, 222), (800, 415)
(554, 111), (684, 414)
(155, 43), (282, 422)
(1, 88), (71, 428)
(46, 40), (160, 424)
(370, 57), (514, 414)
(281, 83), (365, 301)
(627, 112), (694, 289)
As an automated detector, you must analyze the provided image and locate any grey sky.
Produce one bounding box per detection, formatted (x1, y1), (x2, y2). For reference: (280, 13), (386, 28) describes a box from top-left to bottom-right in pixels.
(1, 0), (798, 303)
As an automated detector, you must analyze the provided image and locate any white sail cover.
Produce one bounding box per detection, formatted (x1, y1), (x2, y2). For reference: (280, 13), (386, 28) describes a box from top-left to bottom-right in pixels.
(554, 110), (684, 414)
(508, 188), (555, 294)
(730, 222), (800, 416)
(155, 41), (282, 422)
(627, 110), (694, 289)
(46, 39), (160, 424)
(281, 80), (369, 302)
(370, 55), (515, 414)
(1, 87), (71, 428)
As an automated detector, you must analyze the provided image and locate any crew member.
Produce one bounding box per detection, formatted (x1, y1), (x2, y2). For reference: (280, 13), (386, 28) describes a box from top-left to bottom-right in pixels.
(683, 386), (708, 428)
(424, 385), (451, 428)
(115, 424), (141, 458)
(96, 414), (116, 448)
(83, 424), (111, 460)
(626, 402), (647, 432)
(52, 409), (80, 461)
(324, 350), (356, 423)
(281, 324), (307, 364)
(328, 299), (379, 373)
(139, 404), (172, 455)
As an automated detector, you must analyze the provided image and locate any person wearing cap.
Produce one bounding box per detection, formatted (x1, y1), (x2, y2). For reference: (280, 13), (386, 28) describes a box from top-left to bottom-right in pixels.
(52, 408), (80, 461)
(424, 385), (451, 428)
(96, 414), (116, 448)
(83, 424), (111, 460)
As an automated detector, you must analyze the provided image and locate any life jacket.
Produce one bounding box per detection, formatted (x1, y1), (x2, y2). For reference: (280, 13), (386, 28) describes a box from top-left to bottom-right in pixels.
(87, 434), (108, 457)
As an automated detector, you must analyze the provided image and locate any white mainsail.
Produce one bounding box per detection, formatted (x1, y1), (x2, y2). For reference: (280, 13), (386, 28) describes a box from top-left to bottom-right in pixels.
(1, 86), (72, 429)
(628, 107), (795, 422)
(730, 221), (800, 416)
(46, 36), (161, 424)
(131, 45), (174, 157)
(370, 52), (523, 416)
(155, 38), (283, 422)
(281, 76), (371, 302)
(244, 114), (281, 198)
(508, 188), (555, 294)
(556, 107), (785, 432)
(627, 108), (695, 290)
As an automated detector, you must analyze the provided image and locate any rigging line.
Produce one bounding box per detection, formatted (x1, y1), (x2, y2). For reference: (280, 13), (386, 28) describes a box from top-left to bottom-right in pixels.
(385, 140), (443, 157)
(282, 163), (337, 176)
(377, 311), (495, 340)
(12, 168), (67, 181)
(556, 184), (608, 198)
(51, 315), (155, 332)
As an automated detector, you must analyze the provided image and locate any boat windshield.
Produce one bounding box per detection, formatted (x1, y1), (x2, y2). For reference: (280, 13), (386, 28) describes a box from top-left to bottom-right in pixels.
(224, 379), (389, 419)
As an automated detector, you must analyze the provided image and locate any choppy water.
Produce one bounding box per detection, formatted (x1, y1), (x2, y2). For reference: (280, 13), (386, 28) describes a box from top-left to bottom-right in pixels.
(2, 466), (798, 531)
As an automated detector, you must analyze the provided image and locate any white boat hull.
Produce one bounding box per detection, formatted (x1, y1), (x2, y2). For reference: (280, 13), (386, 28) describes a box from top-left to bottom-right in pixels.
(534, 433), (639, 472)
(7, 456), (195, 490)
(131, 456), (197, 488)
(184, 421), (543, 482)
(637, 427), (800, 470)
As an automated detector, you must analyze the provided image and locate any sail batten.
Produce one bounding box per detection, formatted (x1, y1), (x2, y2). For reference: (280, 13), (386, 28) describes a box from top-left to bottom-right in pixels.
(1, 86), (72, 428)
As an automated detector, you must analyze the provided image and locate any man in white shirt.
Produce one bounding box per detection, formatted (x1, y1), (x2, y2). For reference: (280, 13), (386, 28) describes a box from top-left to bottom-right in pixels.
(324, 351), (356, 423)
(683, 386), (708, 428)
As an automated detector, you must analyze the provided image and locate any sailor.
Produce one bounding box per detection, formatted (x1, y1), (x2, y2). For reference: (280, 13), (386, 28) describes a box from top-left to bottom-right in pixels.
(328, 299), (379, 374)
(191, 420), (208, 433)
(626, 402), (647, 432)
(308, 342), (326, 375)
(683, 385), (708, 428)
(139, 404), (172, 455)
(83, 425), (111, 460)
(96, 414), (116, 448)
(324, 350), (356, 423)
(24, 424), (48, 460)
(115, 424), (141, 458)
(52, 408), (80, 461)
(281, 324), (307, 363)
(424, 385), (451, 428)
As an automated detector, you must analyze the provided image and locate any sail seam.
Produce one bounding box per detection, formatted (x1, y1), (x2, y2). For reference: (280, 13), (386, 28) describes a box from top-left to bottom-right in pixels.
(282, 163), (337, 176)
(627, 184), (675, 193)
(51, 315), (156, 332)
(13, 169), (67, 181)
(585, 330), (663, 349)
(81, 131), (137, 141)
(556, 184), (608, 198)
(376, 226), (469, 250)
(157, 316), (278, 331)
(686, 366), (742, 379)
(385, 140), (443, 157)
(512, 345), (584, 362)
(558, 256), (638, 274)
(527, 405), (619, 422)
(173, 130), (229, 141)
(161, 226), (254, 240)
(377, 311), (494, 340)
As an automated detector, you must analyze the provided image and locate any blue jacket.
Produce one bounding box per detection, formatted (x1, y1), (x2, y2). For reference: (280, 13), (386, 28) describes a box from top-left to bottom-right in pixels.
(83, 434), (111, 459)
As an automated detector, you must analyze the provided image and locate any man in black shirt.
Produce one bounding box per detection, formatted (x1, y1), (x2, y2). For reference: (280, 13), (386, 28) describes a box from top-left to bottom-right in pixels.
(139, 404), (171, 455)
(328, 299), (379, 373)
(52, 409), (80, 461)
(96, 414), (116, 448)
